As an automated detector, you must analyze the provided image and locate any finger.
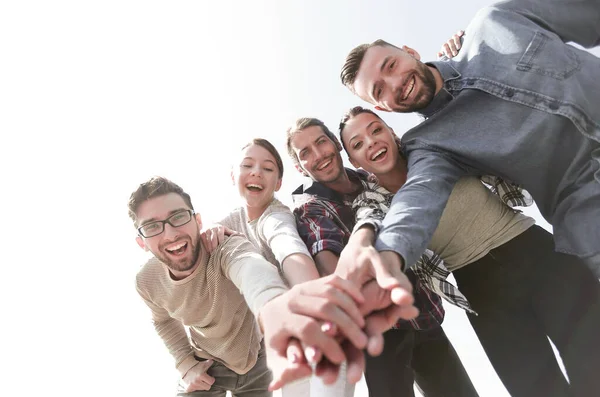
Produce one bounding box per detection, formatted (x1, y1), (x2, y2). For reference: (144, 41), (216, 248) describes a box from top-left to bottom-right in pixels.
(317, 281), (365, 328)
(314, 357), (342, 385)
(199, 372), (216, 386)
(304, 345), (320, 365)
(390, 286), (415, 306)
(269, 363), (313, 391)
(437, 51), (444, 59)
(210, 229), (219, 250)
(288, 296), (367, 350)
(325, 275), (365, 304)
(364, 305), (419, 356)
(453, 34), (462, 50)
(216, 226), (226, 244)
(286, 339), (305, 364)
(343, 342), (366, 384)
(200, 231), (209, 250)
(457, 29), (465, 37)
(448, 39), (458, 56)
(371, 253), (408, 293)
(223, 226), (240, 237)
(280, 312), (347, 365)
(186, 379), (212, 392)
(443, 43), (452, 58)
(321, 321), (337, 336)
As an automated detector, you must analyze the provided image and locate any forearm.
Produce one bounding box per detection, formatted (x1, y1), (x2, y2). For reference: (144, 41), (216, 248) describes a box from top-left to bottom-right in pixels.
(314, 250), (340, 276)
(375, 150), (463, 269)
(282, 253), (320, 286)
(228, 255), (289, 317)
(153, 317), (197, 376)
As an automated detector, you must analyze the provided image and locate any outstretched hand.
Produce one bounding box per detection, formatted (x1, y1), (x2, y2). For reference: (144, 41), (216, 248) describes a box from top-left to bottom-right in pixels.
(258, 275), (368, 390)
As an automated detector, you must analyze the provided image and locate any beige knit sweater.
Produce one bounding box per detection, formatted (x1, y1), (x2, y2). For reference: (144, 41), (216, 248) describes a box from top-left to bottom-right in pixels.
(135, 235), (288, 376)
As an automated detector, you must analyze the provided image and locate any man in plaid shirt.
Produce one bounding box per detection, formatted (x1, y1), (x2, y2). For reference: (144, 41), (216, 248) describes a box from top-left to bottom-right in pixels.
(286, 117), (478, 397)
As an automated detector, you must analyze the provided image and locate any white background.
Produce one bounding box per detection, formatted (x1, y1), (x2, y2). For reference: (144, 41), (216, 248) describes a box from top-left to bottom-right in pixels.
(1, 1), (598, 396)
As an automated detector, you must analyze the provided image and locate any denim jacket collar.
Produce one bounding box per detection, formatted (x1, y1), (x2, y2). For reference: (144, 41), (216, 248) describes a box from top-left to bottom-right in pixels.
(418, 61), (461, 118)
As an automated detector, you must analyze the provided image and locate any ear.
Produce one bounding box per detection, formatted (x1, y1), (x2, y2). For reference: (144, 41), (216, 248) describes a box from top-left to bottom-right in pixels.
(374, 105), (390, 112)
(294, 164), (308, 176)
(136, 235), (149, 251)
(274, 178), (282, 192)
(194, 212), (203, 230)
(402, 45), (421, 61)
(348, 156), (360, 169)
(230, 168), (235, 185)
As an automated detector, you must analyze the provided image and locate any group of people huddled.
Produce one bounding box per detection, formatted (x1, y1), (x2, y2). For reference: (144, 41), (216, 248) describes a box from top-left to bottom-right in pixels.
(128, 0), (600, 396)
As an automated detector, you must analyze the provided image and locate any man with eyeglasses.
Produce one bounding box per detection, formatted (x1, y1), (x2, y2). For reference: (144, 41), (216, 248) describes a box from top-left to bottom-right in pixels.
(129, 176), (397, 396)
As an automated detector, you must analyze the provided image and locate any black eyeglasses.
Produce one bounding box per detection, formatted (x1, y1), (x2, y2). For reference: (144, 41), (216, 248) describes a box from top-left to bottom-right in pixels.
(137, 209), (195, 238)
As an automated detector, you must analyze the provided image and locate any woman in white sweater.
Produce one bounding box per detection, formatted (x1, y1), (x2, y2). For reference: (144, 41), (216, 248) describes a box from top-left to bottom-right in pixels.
(218, 138), (355, 397)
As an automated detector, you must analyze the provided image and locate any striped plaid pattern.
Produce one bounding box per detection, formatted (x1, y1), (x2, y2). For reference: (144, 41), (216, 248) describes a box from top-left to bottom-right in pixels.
(353, 177), (533, 314)
(480, 175), (533, 207)
(292, 170), (447, 330)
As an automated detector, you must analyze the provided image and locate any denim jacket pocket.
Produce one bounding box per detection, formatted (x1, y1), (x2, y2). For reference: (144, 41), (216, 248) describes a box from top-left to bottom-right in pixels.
(517, 31), (580, 80)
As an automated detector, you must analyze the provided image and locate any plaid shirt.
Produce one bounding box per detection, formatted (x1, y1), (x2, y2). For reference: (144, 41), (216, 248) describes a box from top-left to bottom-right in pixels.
(292, 169), (446, 330)
(354, 177), (533, 315)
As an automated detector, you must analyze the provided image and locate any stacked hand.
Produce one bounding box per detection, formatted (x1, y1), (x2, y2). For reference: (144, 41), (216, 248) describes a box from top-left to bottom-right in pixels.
(259, 229), (418, 390)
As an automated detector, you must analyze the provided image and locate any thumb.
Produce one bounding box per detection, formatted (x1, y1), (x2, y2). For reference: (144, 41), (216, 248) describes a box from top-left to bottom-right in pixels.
(223, 226), (241, 237)
(201, 359), (214, 369)
(372, 251), (403, 291)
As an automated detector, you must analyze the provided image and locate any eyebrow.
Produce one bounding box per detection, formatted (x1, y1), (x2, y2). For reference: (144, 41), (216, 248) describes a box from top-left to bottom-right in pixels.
(140, 208), (188, 226)
(371, 56), (392, 99)
(348, 120), (379, 146)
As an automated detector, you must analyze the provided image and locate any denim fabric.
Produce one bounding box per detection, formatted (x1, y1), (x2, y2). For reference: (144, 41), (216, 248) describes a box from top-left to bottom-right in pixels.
(375, 0), (600, 273)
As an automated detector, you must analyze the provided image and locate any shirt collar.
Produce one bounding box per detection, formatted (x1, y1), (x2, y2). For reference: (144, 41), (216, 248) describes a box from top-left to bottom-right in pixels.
(418, 61), (460, 118)
(292, 168), (368, 205)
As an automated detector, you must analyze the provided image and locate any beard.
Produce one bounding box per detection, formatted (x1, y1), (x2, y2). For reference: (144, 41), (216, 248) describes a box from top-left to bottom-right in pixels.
(392, 62), (437, 113)
(157, 237), (202, 274)
(310, 155), (345, 184)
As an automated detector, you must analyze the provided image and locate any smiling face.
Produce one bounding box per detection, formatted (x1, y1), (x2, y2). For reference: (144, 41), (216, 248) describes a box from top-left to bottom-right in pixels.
(353, 44), (438, 113)
(289, 125), (346, 184)
(232, 143), (282, 218)
(135, 193), (203, 277)
(341, 111), (400, 176)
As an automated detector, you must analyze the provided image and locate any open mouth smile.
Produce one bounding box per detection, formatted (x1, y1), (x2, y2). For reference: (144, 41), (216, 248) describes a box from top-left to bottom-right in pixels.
(370, 148), (388, 162)
(165, 241), (188, 256)
(246, 183), (264, 192)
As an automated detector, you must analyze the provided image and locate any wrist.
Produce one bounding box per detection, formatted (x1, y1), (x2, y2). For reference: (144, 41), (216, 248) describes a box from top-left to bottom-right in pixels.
(350, 225), (376, 246)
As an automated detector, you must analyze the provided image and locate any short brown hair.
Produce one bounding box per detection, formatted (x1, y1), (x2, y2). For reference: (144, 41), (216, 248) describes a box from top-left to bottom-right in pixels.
(340, 39), (397, 91)
(285, 117), (342, 167)
(242, 138), (284, 178)
(128, 176), (193, 226)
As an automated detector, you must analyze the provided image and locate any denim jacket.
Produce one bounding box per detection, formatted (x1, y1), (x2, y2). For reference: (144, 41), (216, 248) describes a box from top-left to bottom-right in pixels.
(375, 0), (600, 268)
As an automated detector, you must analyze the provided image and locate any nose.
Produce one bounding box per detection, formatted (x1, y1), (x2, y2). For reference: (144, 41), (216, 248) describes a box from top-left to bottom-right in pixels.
(250, 164), (262, 177)
(314, 145), (325, 160)
(163, 222), (180, 239)
(365, 134), (375, 148)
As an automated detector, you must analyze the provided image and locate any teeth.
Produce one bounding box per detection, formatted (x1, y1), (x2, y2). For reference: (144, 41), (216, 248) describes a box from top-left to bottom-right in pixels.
(371, 148), (387, 161)
(247, 184), (263, 190)
(403, 77), (415, 100)
(317, 160), (332, 170)
(166, 241), (186, 252)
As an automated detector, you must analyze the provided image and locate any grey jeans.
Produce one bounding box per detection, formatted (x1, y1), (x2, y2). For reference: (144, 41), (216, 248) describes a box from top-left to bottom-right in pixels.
(176, 345), (272, 397)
